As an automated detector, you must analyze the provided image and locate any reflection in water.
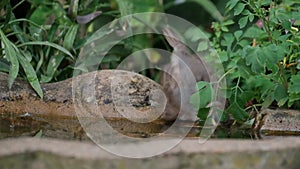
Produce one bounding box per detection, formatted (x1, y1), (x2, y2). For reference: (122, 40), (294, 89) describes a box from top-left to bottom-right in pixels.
(0, 112), (256, 141)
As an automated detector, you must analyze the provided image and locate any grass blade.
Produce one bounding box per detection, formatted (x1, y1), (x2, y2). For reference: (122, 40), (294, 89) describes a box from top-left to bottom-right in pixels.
(41, 54), (64, 83)
(18, 51), (43, 98)
(189, 0), (224, 22)
(0, 61), (9, 72)
(18, 41), (73, 59)
(63, 24), (79, 50)
(69, 0), (79, 18)
(0, 29), (19, 88)
(34, 130), (43, 138)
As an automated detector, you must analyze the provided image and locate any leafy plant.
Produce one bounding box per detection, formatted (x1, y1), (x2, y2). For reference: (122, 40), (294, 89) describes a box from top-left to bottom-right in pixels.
(1, 0), (225, 98)
(4, 0), (298, 126)
(0, 0), (116, 97)
(193, 0), (300, 124)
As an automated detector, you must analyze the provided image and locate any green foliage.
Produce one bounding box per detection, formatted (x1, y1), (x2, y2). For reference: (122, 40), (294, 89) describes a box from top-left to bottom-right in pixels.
(2, 0), (298, 125)
(0, 0), (225, 98)
(164, 0), (224, 22)
(193, 0), (300, 123)
(34, 130), (43, 138)
(0, 29), (19, 89)
(190, 81), (214, 120)
(188, 0), (224, 22)
(0, 0), (117, 96)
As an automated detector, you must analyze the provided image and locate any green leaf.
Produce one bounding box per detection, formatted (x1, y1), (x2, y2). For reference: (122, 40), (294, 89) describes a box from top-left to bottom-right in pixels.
(289, 74), (300, 94)
(218, 50), (228, 62)
(41, 55), (64, 83)
(0, 29), (19, 89)
(245, 75), (276, 107)
(29, 5), (52, 25)
(238, 39), (251, 47)
(226, 0), (239, 11)
(238, 16), (249, 28)
(226, 102), (249, 121)
(63, 24), (79, 50)
(240, 118), (255, 129)
(47, 22), (59, 42)
(274, 84), (288, 102)
(0, 0), (9, 10)
(197, 41), (208, 51)
(282, 20), (291, 30)
(69, 0), (79, 18)
(261, 0), (272, 6)
(250, 75), (274, 92)
(184, 27), (207, 42)
(196, 81), (209, 90)
(243, 43), (284, 74)
(220, 26), (229, 32)
(197, 108), (210, 120)
(288, 93), (300, 107)
(29, 2), (71, 25)
(191, 81), (213, 109)
(241, 9), (252, 15)
(278, 97), (289, 107)
(3, 3), (12, 29)
(18, 52), (43, 98)
(18, 41), (73, 59)
(234, 3), (246, 16)
(222, 33), (234, 50)
(222, 20), (235, 26)
(10, 19), (29, 43)
(248, 14), (255, 22)
(242, 46), (265, 73)
(34, 130), (43, 138)
(234, 30), (243, 41)
(189, 0), (224, 21)
(102, 55), (121, 63)
(263, 44), (285, 71)
(261, 91), (274, 108)
(192, 81), (215, 121)
(22, 50), (33, 62)
(0, 61), (9, 72)
(243, 26), (265, 39)
(238, 91), (255, 107)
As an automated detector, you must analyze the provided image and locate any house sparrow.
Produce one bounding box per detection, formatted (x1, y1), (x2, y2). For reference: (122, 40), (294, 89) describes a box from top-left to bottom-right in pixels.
(160, 27), (210, 121)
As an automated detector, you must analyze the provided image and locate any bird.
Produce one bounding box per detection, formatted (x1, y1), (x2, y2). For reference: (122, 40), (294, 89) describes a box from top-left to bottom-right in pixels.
(160, 27), (211, 121)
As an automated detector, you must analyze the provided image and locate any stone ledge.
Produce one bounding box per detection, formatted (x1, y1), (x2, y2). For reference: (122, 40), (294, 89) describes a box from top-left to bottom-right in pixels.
(0, 137), (299, 169)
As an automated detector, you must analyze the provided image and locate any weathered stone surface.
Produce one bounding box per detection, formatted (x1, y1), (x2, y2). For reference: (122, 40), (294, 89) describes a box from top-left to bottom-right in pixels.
(0, 137), (299, 169)
(255, 108), (300, 136)
(0, 70), (165, 120)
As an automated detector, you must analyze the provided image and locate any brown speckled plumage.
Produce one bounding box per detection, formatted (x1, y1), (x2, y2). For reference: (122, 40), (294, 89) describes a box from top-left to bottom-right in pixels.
(160, 28), (210, 121)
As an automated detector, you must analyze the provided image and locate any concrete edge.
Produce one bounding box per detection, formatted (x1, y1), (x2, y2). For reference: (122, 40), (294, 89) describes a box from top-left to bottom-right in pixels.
(0, 137), (299, 160)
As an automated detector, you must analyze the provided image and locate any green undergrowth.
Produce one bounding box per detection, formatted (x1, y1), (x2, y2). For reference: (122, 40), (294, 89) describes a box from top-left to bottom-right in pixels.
(0, 0), (299, 125)
(192, 0), (300, 126)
